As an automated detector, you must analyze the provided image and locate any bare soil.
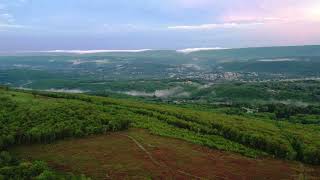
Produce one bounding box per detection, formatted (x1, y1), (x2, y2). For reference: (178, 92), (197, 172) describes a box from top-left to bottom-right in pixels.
(10, 129), (320, 180)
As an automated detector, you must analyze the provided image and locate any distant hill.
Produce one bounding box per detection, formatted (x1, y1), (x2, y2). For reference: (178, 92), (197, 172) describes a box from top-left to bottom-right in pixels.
(1, 45), (320, 82)
(221, 58), (320, 75)
(189, 45), (320, 61)
(2, 45), (320, 62)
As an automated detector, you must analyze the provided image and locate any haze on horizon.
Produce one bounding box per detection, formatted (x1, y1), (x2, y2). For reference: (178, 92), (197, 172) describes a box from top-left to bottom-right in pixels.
(0, 0), (320, 51)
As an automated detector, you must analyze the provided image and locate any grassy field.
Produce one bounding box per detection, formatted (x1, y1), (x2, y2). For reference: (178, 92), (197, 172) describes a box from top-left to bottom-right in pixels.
(10, 129), (320, 180)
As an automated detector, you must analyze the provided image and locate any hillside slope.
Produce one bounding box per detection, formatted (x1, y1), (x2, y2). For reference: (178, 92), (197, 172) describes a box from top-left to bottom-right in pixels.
(0, 87), (320, 178)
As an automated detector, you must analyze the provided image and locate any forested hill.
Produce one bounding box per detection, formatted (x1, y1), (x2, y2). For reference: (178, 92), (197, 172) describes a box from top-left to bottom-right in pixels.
(2, 45), (320, 62)
(189, 45), (320, 61)
(0, 86), (320, 178)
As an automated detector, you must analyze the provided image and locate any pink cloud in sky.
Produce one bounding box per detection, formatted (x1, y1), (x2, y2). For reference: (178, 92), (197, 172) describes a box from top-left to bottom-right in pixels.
(170, 0), (320, 45)
(219, 0), (320, 44)
(221, 0), (320, 23)
(172, 0), (320, 26)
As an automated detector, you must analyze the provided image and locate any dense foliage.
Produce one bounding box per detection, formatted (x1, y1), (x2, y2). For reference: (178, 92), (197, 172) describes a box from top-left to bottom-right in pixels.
(0, 92), (130, 149)
(0, 151), (90, 180)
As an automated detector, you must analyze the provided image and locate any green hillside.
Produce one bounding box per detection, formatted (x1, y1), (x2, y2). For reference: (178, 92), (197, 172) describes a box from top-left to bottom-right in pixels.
(221, 59), (320, 75)
(1, 86), (320, 179)
(190, 45), (320, 61)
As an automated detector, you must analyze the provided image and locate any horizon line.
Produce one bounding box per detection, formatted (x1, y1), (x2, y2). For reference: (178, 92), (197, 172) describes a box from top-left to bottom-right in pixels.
(0, 44), (319, 55)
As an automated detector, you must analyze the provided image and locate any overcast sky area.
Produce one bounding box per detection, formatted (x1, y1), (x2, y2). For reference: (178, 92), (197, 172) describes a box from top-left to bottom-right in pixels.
(0, 0), (320, 51)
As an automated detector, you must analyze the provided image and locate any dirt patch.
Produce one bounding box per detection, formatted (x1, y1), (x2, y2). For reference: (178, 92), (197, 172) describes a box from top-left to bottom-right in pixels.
(10, 129), (320, 179)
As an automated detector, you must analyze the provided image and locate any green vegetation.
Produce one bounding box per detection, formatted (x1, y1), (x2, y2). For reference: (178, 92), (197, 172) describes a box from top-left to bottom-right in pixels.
(221, 58), (320, 75)
(198, 80), (320, 103)
(0, 151), (90, 180)
(1, 43), (320, 179)
(190, 45), (320, 61)
(1, 86), (319, 170)
(2, 45), (320, 90)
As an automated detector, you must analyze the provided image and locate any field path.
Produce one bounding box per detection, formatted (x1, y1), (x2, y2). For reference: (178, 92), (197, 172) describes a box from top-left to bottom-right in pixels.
(122, 134), (204, 179)
(121, 135), (162, 167)
(10, 129), (320, 180)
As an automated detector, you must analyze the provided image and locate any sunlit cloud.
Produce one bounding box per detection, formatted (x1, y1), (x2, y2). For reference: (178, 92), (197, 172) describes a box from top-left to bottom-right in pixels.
(177, 47), (228, 53)
(42, 49), (152, 54)
(222, 16), (290, 24)
(169, 23), (239, 30)
(222, 0), (320, 23)
(304, 2), (320, 21)
(168, 22), (264, 30)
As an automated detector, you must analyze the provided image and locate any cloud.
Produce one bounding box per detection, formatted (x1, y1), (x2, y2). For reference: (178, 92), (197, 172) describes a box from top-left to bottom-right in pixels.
(123, 87), (190, 98)
(0, 24), (25, 28)
(221, 1), (320, 24)
(0, 13), (14, 23)
(45, 88), (87, 94)
(222, 16), (290, 24)
(42, 49), (152, 54)
(177, 47), (227, 53)
(123, 91), (153, 97)
(168, 22), (262, 30)
(0, 13), (25, 30)
(0, 0), (31, 31)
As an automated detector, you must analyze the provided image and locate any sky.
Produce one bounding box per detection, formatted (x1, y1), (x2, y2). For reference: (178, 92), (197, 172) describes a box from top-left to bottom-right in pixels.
(0, 0), (320, 51)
